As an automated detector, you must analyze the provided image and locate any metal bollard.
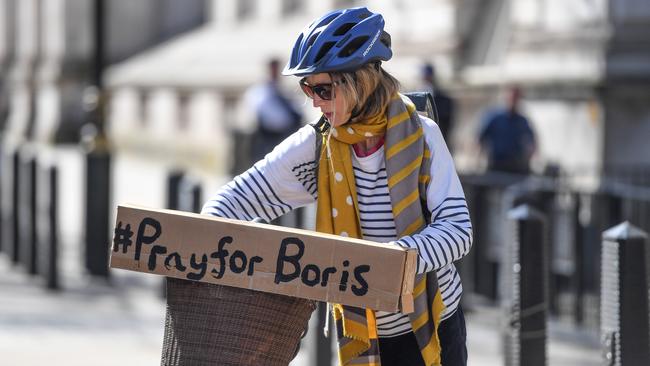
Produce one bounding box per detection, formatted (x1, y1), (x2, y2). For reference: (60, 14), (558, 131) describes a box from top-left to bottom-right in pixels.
(46, 166), (59, 290)
(84, 151), (111, 277)
(178, 175), (201, 214)
(601, 222), (649, 366)
(166, 170), (184, 211)
(11, 149), (20, 263)
(0, 149), (12, 257)
(572, 192), (585, 325)
(504, 204), (547, 366)
(29, 157), (38, 275)
(19, 156), (38, 275)
(0, 150), (3, 255)
(167, 170), (202, 214)
(471, 184), (497, 300)
(315, 302), (333, 366)
(188, 182), (201, 214)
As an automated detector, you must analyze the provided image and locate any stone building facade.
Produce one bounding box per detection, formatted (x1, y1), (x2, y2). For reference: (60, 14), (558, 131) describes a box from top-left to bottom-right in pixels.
(102, 0), (650, 184)
(1, 0), (649, 195)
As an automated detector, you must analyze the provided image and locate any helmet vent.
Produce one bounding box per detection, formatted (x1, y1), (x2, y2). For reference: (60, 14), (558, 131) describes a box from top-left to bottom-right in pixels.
(315, 42), (336, 63)
(338, 36), (369, 58)
(357, 11), (371, 20)
(306, 32), (320, 48)
(333, 23), (355, 36)
(320, 13), (339, 27)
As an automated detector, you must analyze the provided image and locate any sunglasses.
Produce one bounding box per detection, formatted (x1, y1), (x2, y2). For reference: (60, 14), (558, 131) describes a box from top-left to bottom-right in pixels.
(299, 78), (346, 101)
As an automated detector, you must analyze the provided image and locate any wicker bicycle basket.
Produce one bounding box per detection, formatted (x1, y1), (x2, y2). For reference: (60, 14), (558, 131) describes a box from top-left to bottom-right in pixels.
(161, 278), (316, 366)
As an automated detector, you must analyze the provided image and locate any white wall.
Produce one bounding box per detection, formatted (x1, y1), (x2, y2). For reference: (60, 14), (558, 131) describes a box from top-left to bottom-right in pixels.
(526, 99), (604, 180)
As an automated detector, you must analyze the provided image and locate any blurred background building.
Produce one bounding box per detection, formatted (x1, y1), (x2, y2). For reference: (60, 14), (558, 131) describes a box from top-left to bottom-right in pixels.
(96, 0), (649, 206)
(1, 0), (649, 365)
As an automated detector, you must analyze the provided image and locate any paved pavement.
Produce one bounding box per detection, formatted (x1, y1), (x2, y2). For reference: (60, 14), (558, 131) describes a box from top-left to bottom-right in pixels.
(0, 254), (601, 365)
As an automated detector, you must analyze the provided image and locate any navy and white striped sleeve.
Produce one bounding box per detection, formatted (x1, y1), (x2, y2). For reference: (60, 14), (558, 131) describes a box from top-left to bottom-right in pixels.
(201, 125), (318, 222)
(394, 118), (473, 274)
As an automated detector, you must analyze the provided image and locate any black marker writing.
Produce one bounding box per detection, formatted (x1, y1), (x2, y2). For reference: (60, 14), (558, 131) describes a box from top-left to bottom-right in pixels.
(210, 236), (232, 279)
(273, 239), (370, 296)
(113, 222), (133, 253)
(188, 253), (208, 281)
(119, 217), (372, 297)
(352, 265), (370, 296)
(148, 245), (167, 271)
(134, 217), (161, 261)
(274, 237), (304, 284)
(164, 252), (187, 271)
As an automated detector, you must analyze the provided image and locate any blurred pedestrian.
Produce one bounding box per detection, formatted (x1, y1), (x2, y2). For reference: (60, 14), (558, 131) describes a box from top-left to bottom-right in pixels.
(203, 7), (471, 366)
(478, 86), (536, 175)
(245, 58), (303, 163)
(419, 62), (455, 147)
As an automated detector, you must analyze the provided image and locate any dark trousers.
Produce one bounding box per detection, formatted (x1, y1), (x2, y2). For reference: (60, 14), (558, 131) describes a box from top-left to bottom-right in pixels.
(378, 307), (467, 366)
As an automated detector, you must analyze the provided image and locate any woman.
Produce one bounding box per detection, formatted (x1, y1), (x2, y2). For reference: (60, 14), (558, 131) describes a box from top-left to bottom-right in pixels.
(202, 7), (472, 366)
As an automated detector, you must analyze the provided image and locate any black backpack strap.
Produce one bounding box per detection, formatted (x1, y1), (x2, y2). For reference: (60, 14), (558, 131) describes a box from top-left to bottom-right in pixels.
(403, 92), (436, 220)
(310, 114), (330, 134)
(309, 115), (330, 182)
(403, 91), (436, 121)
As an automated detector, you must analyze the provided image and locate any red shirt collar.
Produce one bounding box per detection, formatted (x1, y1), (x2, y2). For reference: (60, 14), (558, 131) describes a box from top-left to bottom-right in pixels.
(352, 137), (385, 157)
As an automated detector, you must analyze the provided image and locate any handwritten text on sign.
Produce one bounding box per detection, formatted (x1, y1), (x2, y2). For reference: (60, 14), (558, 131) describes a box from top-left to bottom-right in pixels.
(113, 217), (370, 296)
(109, 205), (416, 312)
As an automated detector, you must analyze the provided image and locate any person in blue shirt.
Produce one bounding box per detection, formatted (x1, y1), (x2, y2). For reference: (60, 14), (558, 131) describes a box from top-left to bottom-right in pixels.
(479, 86), (536, 175)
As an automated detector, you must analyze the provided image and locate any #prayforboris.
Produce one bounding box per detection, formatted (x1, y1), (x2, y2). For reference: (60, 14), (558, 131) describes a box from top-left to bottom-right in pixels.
(113, 217), (371, 296)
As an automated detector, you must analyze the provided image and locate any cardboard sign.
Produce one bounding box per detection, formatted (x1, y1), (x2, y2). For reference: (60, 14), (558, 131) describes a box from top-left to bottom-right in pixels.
(110, 204), (418, 313)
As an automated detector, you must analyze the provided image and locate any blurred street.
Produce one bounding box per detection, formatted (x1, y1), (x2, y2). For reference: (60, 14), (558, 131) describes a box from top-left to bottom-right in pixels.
(0, 254), (601, 366)
(0, 256), (165, 366)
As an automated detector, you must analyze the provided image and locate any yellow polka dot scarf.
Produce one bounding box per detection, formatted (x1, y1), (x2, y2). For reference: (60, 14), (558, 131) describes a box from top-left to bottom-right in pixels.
(316, 94), (445, 366)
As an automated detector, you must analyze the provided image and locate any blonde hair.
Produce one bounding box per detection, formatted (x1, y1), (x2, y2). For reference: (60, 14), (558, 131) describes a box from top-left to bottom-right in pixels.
(331, 63), (400, 123)
(322, 63), (400, 171)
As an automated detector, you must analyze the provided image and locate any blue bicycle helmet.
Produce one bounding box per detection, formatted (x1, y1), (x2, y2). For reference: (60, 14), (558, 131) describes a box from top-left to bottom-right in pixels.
(283, 7), (392, 76)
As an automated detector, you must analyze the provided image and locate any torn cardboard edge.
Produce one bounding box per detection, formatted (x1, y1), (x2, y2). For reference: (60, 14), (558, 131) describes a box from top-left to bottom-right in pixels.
(110, 204), (417, 313)
(399, 249), (418, 314)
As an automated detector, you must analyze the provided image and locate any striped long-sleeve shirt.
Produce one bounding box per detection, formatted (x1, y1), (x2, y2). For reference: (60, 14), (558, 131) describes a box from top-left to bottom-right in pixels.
(202, 116), (473, 337)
